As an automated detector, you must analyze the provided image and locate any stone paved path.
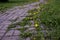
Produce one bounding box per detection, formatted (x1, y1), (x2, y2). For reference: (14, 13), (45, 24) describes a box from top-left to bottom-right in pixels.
(0, 2), (40, 40)
(0, 0), (47, 40)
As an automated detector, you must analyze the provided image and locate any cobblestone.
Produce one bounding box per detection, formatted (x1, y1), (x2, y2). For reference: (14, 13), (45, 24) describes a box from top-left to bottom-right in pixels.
(0, 2), (40, 40)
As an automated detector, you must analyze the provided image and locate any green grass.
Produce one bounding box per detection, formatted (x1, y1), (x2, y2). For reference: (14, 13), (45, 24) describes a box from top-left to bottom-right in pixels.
(0, 0), (38, 11)
(40, 0), (60, 40)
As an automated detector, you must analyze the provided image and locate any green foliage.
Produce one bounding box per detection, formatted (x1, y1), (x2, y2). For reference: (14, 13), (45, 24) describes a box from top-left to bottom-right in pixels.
(7, 23), (16, 31)
(18, 8), (44, 40)
(20, 32), (32, 38)
(0, 0), (38, 11)
(17, 27), (28, 32)
(40, 0), (60, 40)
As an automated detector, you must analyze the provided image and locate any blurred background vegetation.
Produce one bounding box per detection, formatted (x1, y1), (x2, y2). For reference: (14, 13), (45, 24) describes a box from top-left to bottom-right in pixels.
(0, 0), (38, 11)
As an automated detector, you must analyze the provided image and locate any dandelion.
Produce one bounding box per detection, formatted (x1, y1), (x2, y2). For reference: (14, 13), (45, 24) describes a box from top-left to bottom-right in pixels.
(33, 12), (38, 15)
(34, 23), (39, 27)
(33, 13), (37, 15)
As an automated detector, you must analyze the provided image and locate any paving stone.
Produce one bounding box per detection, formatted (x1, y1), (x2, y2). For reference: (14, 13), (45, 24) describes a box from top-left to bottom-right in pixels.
(0, 29), (6, 36)
(1, 21), (11, 25)
(0, 21), (11, 29)
(5, 30), (15, 36)
(13, 30), (20, 35)
(2, 36), (19, 40)
(0, 37), (1, 39)
(26, 37), (30, 40)
(15, 26), (21, 29)
(1, 25), (9, 29)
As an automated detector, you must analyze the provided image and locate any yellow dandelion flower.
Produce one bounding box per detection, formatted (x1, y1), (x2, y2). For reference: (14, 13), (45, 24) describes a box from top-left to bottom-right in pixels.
(33, 12), (38, 15)
(33, 13), (36, 15)
(34, 24), (39, 27)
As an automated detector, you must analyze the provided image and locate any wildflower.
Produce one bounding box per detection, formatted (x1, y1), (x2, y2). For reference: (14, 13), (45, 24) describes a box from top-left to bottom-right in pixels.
(33, 13), (37, 15)
(34, 12), (38, 15)
(34, 23), (39, 27)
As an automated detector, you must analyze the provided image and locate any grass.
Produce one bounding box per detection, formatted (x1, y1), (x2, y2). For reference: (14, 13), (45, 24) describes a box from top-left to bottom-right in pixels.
(40, 0), (60, 40)
(0, 0), (38, 12)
